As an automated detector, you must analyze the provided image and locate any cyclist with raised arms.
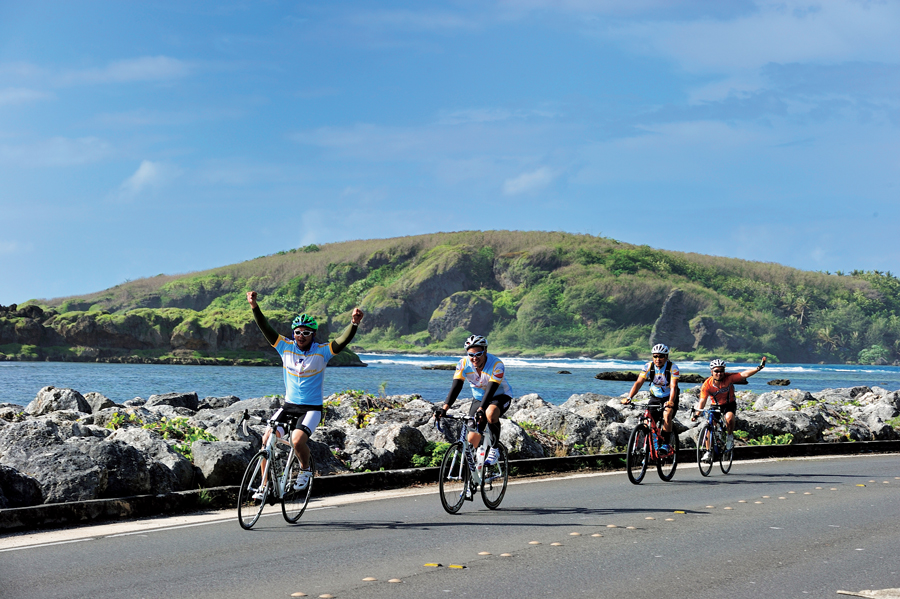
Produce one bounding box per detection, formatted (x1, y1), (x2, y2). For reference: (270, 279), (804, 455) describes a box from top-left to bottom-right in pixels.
(693, 356), (767, 457)
(435, 335), (513, 469)
(621, 343), (680, 453)
(247, 290), (364, 494)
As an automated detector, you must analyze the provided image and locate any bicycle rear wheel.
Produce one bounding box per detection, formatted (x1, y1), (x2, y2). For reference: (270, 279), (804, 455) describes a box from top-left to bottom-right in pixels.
(481, 443), (508, 509)
(696, 425), (713, 477)
(237, 452), (269, 530)
(656, 429), (679, 481)
(282, 452), (315, 523)
(626, 425), (649, 485)
(439, 442), (469, 514)
(719, 431), (733, 474)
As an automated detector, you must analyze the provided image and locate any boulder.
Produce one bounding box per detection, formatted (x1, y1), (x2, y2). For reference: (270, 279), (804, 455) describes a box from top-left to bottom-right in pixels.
(84, 392), (117, 413)
(69, 437), (154, 498)
(107, 427), (195, 492)
(145, 392), (199, 411)
(373, 423), (427, 467)
(427, 291), (493, 342)
(0, 464), (43, 508)
(506, 393), (597, 449)
(26, 386), (91, 416)
(735, 411), (825, 443)
(752, 390), (814, 411)
(649, 288), (695, 352)
(192, 440), (255, 487)
(198, 395), (241, 410)
(500, 420), (546, 458)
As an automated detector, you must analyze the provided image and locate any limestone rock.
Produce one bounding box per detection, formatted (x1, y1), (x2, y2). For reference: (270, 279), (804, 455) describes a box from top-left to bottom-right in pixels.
(649, 289), (695, 352)
(0, 464), (43, 507)
(26, 386), (91, 416)
(145, 391), (199, 411)
(84, 392), (117, 413)
(427, 292), (493, 341)
(192, 440), (255, 487)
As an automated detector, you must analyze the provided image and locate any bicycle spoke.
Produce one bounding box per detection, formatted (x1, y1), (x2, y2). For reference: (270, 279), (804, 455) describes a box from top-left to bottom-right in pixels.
(237, 452), (269, 530)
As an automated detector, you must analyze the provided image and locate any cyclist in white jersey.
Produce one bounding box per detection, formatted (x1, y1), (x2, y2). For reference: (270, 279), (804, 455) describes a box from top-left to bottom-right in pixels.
(435, 335), (513, 467)
(621, 343), (680, 453)
(247, 290), (363, 492)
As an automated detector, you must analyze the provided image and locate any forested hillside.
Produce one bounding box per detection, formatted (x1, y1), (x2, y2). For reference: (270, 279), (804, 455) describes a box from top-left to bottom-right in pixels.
(2, 231), (898, 364)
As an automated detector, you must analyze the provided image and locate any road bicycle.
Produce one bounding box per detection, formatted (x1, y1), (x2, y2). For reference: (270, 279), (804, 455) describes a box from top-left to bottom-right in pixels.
(435, 414), (509, 514)
(624, 402), (679, 484)
(694, 407), (732, 476)
(235, 409), (316, 529)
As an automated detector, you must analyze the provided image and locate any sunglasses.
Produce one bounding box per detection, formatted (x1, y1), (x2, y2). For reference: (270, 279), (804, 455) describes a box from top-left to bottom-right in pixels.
(467, 350), (486, 358)
(712, 369), (725, 374)
(652, 354), (667, 358)
(293, 330), (314, 337)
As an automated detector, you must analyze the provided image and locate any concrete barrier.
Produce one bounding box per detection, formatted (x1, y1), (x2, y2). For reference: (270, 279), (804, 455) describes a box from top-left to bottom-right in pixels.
(2, 440), (898, 532)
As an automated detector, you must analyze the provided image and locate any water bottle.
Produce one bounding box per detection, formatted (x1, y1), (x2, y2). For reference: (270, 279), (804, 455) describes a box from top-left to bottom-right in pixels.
(476, 446), (486, 471)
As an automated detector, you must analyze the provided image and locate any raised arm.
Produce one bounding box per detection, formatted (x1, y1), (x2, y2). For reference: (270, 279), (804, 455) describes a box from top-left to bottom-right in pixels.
(331, 307), (364, 354)
(739, 356), (767, 380)
(247, 291), (279, 346)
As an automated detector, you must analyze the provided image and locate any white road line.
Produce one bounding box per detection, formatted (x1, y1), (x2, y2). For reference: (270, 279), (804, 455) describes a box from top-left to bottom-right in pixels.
(0, 538), (93, 553)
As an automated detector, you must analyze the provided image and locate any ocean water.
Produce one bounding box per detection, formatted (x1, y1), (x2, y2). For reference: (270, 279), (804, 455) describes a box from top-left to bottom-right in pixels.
(2, 355), (900, 408)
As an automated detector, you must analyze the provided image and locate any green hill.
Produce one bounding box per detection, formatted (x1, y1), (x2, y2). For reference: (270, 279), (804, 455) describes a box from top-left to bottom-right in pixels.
(2, 230), (898, 365)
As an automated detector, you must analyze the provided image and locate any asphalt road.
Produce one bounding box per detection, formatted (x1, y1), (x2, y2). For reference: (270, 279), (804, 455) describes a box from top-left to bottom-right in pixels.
(2, 454), (899, 599)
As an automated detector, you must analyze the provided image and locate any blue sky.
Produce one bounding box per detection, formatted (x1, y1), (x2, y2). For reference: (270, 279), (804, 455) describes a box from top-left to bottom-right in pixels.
(1, 1), (898, 305)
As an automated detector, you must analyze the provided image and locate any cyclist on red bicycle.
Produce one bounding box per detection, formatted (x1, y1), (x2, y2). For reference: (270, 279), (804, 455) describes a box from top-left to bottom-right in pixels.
(621, 343), (680, 453)
(435, 335), (513, 469)
(692, 356), (767, 457)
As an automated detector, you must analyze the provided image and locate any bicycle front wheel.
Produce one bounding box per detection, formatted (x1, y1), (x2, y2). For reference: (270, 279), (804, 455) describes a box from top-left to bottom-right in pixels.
(626, 425), (649, 485)
(439, 442), (469, 514)
(481, 443), (508, 510)
(237, 452), (269, 530)
(282, 452), (315, 523)
(696, 425), (713, 477)
(656, 429), (679, 482)
(720, 432), (733, 474)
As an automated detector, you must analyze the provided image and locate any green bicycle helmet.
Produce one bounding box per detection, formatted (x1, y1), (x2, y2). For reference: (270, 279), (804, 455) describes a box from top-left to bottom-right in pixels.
(291, 313), (318, 331)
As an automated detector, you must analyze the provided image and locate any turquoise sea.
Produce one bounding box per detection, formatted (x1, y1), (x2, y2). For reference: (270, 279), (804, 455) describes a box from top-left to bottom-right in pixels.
(2, 355), (900, 408)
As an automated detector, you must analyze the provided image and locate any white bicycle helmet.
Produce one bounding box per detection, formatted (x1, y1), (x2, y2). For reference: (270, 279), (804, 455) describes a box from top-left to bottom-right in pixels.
(651, 343), (669, 355)
(464, 335), (487, 350)
(709, 358), (726, 370)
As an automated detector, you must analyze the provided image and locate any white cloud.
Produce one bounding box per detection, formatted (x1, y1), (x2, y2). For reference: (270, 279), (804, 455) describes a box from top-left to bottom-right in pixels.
(61, 56), (191, 85)
(117, 160), (179, 198)
(0, 136), (111, 167)
(503, 166), (557, 195)
(0, 88), (52, 106)
(605, 1), (900, 73)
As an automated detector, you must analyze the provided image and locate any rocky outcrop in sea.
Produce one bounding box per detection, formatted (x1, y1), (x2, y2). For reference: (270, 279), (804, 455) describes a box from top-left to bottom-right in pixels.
(1, 384), (898, 509)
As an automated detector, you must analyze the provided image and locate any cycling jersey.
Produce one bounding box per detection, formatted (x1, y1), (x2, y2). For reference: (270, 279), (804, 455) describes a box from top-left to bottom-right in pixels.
(700, 373), (745, 405)
(454, 353), (513, 400)
(272, 335), (335, 406)
(640, 360), (680, 399)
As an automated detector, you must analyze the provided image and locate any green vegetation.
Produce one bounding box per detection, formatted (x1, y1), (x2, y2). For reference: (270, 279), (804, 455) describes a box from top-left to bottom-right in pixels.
(9, 231), (900, 363)
(410, 441), (452, 467)
(141, 417), (218, 460)
(746, 433), (794, 446)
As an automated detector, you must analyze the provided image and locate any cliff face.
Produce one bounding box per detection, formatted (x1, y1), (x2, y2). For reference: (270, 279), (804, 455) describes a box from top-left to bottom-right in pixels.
(5, 230), (900, 364)
(0, 304), (358, 365)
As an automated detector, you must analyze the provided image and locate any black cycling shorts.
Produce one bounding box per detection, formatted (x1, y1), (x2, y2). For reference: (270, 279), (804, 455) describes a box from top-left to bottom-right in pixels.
(649, 388), (680, 421)
(271, 403), (322, 437)
(718, 401), (737, 416)
(467, 394), (513, 433)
